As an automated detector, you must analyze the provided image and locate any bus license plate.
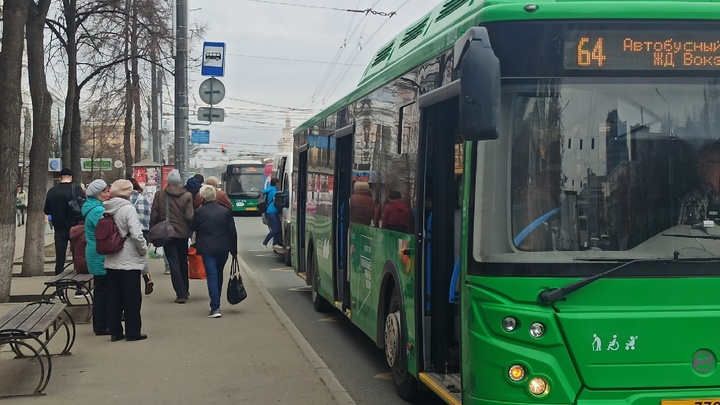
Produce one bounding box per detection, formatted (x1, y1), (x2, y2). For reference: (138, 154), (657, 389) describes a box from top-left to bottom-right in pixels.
(662, 400), (720, 405)
(245, 207), (257, 211)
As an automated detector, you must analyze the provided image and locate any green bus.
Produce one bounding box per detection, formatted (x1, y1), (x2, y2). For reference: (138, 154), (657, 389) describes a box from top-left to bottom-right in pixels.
(221, 160), (267, 214)
(290, 0), (720, 404)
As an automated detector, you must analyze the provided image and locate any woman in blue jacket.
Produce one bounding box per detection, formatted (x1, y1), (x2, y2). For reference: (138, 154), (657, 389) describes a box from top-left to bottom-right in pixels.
(261, 178), (281, 249)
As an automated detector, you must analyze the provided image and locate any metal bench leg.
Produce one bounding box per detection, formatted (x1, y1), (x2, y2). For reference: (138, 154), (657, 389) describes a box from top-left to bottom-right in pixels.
(48, 284), (92, 324)
(0, 331), (52, 397)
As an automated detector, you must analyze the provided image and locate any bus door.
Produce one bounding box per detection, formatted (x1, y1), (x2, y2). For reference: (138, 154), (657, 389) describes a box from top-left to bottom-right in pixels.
(417, 95), (461, 375)
(296, 149), (309, 275)
(333, 126), (353, 310)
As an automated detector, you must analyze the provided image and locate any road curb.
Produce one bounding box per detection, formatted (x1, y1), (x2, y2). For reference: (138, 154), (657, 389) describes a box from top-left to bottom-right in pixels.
(236, 254), (357, 405)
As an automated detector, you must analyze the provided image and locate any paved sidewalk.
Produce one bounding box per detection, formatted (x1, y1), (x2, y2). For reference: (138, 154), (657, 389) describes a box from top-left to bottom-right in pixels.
(3, 228), (354, 404)
(13, 223), (55, 262)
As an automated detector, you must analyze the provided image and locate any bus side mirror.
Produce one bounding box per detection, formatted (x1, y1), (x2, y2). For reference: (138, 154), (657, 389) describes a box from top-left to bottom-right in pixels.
(454, 27), (500, 141)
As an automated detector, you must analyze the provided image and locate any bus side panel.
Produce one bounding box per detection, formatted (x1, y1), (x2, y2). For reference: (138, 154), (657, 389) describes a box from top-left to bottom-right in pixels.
(348, 224), (418, 377)
(306, 213), (334, 301)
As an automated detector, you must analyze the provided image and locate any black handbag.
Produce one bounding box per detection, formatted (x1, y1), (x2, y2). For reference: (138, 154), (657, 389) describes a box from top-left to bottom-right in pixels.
(148, 191), (176, 247)
(227, 256), (247, 305)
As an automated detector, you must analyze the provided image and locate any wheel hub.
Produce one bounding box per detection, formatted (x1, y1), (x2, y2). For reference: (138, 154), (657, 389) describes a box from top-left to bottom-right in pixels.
(385, 311), (401, 368)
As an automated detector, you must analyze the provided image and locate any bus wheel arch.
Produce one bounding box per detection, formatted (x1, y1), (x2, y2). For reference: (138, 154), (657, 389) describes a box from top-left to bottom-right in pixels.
(380, 262), (418, 400)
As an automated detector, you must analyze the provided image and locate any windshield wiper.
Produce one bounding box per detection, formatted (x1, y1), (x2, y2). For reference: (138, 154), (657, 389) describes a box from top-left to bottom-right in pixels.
(538, 252), (720, 304)
(662, 232), (720, 240)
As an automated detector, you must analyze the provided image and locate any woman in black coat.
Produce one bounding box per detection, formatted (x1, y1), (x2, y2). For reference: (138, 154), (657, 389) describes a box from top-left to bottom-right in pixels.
(191, 185), (238, 318)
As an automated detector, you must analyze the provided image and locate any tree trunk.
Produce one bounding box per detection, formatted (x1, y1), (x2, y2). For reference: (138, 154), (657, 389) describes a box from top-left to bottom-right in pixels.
(151, 40), (160, 163)
(23, 0), (53, 277)
(61, 0), (77, 171)
(0, 0), (29, 301)
(132, 0), (142, 162)
(71, 88), (82, 181)
(123, 0), (133, 178)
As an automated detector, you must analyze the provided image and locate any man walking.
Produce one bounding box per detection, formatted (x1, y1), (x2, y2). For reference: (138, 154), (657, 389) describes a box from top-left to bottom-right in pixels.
(44, 168), (85, 275)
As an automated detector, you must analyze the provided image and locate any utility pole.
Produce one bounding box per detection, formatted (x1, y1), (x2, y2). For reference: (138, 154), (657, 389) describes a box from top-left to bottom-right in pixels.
(174, 0), (188, 178)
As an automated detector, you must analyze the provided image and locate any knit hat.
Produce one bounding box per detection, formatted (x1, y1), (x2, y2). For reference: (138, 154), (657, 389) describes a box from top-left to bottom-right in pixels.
(86, 179), (107, 198)
(110, 179), (133, 199)
(60, 168), (73, 177)
(205, 176), (220, 188)
(354, 181), (370, 194)
(167, 169), (181, 185)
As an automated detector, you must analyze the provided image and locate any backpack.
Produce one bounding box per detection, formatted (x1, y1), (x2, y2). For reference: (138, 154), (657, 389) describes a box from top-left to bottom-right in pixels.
(68, 184), (86, 224)
(274, 190), (289, 209)
(69, 223), (88, 273)
(256, 192), (269, 214)
(95, 214), (126, 255)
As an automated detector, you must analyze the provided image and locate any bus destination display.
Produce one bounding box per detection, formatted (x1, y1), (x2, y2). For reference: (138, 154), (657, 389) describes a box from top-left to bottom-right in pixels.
(564, 30), (720, 70)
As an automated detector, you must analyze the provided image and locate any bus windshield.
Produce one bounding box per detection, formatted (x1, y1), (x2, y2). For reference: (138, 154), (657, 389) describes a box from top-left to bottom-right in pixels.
(225, 172), (264, 198)
(509, 77), (720, 258)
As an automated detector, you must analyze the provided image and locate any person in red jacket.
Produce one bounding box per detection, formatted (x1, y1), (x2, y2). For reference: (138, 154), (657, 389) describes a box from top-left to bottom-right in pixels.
(382, 190), (410, 233)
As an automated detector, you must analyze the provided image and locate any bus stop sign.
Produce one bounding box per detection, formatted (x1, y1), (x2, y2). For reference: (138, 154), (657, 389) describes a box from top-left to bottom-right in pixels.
(201, 42), (225, 77)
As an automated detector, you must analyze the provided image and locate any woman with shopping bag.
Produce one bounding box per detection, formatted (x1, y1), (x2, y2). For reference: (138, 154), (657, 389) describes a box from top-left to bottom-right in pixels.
(191, 185), (238, 318)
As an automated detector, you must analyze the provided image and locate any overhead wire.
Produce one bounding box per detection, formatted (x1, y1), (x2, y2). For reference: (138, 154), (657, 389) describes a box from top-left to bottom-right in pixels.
(306, 1), (371, 108)
(320, 0), (413, 104)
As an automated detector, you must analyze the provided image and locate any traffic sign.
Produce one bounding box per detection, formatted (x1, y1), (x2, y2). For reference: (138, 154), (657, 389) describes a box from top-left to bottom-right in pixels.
(198, 107), (225, 122)
(201, 42), (225, 77)
(48, 158), (61, 172)
(191, 129), (210, 144)
(81, 158), (113, 171)
(199, 78), (226, 105)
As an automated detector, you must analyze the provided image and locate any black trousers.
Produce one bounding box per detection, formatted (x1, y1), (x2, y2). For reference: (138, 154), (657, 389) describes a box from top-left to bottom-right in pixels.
(164, 238), (189, 299)
(93, 274), (109, 333)
(107, 269), (142, 338)
(53, 228), (70, 275)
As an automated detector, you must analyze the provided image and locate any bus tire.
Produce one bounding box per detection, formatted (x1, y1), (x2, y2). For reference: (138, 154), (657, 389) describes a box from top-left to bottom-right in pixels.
(284, 247), (291, 266)
(385, 288), (418, 400)
(311, 251), (330, 312)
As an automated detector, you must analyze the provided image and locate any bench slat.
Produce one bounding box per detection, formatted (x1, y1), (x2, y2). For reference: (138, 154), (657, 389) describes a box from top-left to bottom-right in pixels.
(0, 303), (66, 336)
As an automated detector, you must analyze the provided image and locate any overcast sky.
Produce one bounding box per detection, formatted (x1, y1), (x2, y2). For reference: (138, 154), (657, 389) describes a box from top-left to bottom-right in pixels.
(179, 0), (439, 166)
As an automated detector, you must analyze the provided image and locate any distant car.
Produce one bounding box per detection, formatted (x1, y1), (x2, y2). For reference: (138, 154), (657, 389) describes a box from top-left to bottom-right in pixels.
(205, 52), (221, 61)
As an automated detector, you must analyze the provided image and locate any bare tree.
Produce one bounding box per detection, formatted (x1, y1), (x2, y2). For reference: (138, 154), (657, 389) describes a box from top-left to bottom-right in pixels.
(21, 0), (54, 277)
(0, 0), (29, 301)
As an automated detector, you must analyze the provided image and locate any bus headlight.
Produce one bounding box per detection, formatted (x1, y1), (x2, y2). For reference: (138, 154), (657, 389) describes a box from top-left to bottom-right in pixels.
(529, 322), (545, 338)
(502, 316), (517, 332)
(528, 377), (549, 395)
(508, 364), (526, 381)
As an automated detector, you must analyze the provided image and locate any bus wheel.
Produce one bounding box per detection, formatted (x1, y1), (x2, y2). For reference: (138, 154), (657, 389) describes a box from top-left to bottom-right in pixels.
(385, 289), (417, 400)
(311, 252), (330, 312)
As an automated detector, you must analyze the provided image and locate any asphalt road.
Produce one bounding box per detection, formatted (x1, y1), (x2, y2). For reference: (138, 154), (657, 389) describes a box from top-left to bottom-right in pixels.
(235, 217), (445, 405)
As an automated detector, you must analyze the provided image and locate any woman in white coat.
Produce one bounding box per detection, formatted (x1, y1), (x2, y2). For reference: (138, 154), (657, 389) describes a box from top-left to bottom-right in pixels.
(103, 180), (148, 342)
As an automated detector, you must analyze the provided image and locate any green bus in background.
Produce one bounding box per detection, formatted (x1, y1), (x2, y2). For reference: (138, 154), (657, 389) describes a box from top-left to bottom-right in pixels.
(221, 160), (266, 214)
(289, 0), (720, 404)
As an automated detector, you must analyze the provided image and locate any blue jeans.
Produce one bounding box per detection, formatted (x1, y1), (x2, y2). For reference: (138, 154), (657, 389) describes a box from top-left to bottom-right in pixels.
(202, 253), (228, 311)
(263, 213), (281, 246)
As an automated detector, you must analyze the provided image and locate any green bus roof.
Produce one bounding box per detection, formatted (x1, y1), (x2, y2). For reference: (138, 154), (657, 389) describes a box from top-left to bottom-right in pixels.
(295, 0), (720, 134)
